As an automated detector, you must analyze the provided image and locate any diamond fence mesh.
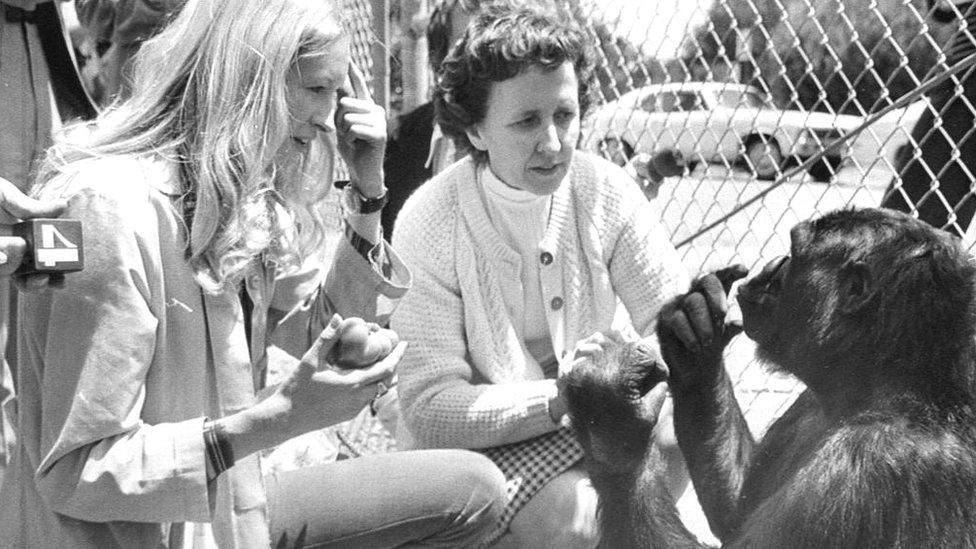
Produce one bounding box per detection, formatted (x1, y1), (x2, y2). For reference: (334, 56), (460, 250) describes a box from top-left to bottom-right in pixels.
(340, 0), (976, 452)
(530, 0), (976, 434)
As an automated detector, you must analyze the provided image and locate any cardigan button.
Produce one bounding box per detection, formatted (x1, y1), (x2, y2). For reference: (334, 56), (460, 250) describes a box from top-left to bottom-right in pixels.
(550, 296), (564, 310)
(540, 251), (553, 265)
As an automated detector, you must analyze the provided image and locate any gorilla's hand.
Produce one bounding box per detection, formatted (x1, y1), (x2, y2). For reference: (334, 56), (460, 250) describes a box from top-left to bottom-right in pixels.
(658, 265), (748, 393)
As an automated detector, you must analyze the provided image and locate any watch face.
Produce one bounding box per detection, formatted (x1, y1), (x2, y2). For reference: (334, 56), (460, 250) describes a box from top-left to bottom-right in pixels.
(345, 185), (388, 214)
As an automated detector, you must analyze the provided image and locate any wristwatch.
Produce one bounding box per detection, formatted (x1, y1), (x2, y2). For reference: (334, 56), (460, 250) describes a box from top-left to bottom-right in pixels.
(335, 180), (388, 214)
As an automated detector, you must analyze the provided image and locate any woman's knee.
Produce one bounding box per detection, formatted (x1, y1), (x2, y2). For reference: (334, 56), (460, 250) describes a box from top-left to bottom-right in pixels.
(448, 451), (508, 511)
(508, 468), (601, 549)
(421, 450), (508, 546)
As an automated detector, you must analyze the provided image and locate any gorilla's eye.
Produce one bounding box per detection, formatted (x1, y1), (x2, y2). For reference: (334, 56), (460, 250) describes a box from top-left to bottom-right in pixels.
(760, 255), (790, 295)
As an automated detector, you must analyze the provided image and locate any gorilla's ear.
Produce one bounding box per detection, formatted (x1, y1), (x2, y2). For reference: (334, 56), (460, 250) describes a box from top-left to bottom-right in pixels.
(838, 259), (875, 314)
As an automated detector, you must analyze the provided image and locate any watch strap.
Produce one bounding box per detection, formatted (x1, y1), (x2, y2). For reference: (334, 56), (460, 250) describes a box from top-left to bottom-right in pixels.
(334, 180), (388, 214)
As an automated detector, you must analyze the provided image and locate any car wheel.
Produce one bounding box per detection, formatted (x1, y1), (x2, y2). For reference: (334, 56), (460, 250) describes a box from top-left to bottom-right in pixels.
(598, 137), (634, 167)
(745, 137), (783, 181)
(807, 156), (843, 182)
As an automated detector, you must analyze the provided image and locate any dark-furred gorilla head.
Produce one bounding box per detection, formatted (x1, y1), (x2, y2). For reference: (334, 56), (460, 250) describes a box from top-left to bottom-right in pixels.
(563, 340), (669, 474)
(737, 208), (976, 403)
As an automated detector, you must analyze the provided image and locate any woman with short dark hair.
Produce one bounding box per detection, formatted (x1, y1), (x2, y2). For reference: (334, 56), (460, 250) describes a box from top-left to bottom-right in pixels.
(392, 6), (690, 547)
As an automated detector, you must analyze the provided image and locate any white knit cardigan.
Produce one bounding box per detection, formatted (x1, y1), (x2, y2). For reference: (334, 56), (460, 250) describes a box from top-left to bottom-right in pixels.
(391, 151), (690, 450)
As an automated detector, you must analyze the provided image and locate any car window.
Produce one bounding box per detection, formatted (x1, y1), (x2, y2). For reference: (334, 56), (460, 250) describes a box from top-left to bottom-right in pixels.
(639, 93), (658, 112)
(719, 89), (772, 109)
(678, 92), (703, 111)
(659, 91), (703, 112)
(745, 91), (773, 108)
(658, 92), (676, 112)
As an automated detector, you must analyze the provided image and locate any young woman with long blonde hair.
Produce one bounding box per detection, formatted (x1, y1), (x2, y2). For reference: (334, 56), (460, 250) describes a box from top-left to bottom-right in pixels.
(0, 1), (506, 546)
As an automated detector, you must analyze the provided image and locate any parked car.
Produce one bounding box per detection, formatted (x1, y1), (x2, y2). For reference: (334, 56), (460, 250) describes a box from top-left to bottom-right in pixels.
(582, 82), (864, 181)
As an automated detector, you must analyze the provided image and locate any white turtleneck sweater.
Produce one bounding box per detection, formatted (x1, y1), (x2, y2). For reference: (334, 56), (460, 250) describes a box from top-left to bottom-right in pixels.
(479, 166), (558, 375)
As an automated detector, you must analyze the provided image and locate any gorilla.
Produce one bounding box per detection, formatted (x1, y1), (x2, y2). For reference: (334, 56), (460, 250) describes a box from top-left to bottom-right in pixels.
(564, 208), (976, 548)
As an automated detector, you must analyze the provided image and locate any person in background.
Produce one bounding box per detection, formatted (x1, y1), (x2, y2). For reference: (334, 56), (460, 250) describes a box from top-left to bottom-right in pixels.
(0, 0), (97, 456)
(0, 176), (71, 457)
(382, 0), (514, 239)
(0, 0), (507, 546)
(881, 0), (976, 238)
(74, 0), (186, 103)
(391, 6), (690, 548)
(1, 0), (95, 191)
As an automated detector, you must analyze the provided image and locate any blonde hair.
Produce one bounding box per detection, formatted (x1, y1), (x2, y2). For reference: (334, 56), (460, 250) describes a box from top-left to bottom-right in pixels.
(38, 0), (347, 293)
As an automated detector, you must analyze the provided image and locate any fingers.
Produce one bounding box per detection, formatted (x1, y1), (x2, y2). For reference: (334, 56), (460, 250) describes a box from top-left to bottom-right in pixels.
(337, 109), (386, 142)
(347, 62), (373, 102)
(335, 94), (386, 174)
(337, 65), (380, 124)
(714, 264), (749, 294)
(666, 265), (749, 351)
(694, 274), (728, 327)
(328, 341), (405, 387)
(295, 314), (343, 380)
(571, 330), (626, 364)
(335, 63), (381, 141)
(0, 177), (67, 223)
(0, 237), (27, 277)
(661, 303), (699, 351)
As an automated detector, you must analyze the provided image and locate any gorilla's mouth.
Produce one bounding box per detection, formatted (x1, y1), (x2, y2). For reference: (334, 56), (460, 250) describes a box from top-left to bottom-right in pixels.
(737, 255), (790, 339)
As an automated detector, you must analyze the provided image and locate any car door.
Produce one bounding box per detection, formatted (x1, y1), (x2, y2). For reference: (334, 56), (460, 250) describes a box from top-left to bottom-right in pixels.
(679, 90), (729, 164)
(628, 90), (670, 153)
(652, 90), (710, 161)
(713, 88), (758, 163)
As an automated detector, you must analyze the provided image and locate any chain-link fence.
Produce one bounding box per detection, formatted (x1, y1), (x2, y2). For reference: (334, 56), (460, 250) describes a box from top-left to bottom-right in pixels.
(548, 0), (976, 436)
(383, 0), (976, 439)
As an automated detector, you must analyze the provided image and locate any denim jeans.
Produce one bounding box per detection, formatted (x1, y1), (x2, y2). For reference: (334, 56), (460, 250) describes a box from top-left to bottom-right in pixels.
(266, 449), (507, 548)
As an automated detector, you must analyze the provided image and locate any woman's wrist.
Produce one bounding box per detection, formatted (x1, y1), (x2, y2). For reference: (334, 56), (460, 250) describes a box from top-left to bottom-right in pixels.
(203, 418), (235, 480)
(339, 180), (388, 219)
(216, 393), (294, 465)
(354, 183), (385, 200)
(349, 174), (385, 199)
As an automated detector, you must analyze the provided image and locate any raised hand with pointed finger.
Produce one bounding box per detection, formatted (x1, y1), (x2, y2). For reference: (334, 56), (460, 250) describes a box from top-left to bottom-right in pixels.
(335, 63), (387, 198)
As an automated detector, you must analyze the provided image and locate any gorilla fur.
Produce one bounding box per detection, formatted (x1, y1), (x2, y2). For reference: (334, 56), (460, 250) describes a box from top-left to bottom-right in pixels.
(565, 208), (976, 548)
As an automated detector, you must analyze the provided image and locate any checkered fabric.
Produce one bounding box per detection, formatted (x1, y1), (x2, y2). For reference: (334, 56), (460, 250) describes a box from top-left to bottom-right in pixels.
(477, 427), (584, 546)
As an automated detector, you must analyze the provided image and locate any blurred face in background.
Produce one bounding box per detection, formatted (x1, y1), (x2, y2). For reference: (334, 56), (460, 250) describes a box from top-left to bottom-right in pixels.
(465, 61), (580, 196)
(448, 4), (474, 46)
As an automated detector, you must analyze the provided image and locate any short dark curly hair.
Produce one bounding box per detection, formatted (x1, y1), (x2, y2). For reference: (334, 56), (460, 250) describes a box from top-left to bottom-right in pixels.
(433, 5), (595, 163)
(427, 0), (478, 73)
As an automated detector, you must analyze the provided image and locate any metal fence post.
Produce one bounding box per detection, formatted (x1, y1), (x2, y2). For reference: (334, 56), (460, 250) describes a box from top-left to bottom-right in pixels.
(370, 0), (390, 113)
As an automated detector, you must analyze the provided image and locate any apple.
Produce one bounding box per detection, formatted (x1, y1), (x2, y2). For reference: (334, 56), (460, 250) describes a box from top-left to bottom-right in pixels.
(329, 318), (399, 369)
